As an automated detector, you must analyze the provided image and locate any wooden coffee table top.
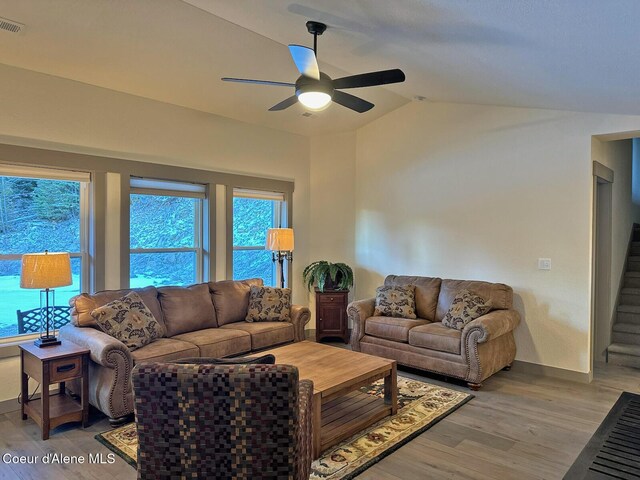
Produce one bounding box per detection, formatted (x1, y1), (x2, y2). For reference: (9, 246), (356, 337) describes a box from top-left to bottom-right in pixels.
(255, 341), (395, 398)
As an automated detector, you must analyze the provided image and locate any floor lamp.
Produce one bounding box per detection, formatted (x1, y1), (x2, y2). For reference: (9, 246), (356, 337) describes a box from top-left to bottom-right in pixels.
(267, 228), (294, 288)
(20, 251), (72, 347)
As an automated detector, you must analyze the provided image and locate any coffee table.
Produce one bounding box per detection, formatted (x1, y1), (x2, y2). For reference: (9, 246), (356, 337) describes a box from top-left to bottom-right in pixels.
(254, 341), (397, 458)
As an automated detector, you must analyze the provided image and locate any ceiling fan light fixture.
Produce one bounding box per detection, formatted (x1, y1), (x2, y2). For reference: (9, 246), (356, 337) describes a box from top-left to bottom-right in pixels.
(298, 90), (332, 110)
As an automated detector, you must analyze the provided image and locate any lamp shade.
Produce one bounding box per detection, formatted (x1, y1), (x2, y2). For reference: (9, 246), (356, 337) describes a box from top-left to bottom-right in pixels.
(266, 228), (294, 252)
(20, 252), (72, 289)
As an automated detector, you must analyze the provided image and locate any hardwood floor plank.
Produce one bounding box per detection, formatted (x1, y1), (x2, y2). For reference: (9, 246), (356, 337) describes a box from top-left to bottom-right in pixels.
(1, 340), (639, 480)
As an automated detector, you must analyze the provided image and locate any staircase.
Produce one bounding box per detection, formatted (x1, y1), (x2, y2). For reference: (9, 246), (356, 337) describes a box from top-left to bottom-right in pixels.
(608, 225), (640, 368)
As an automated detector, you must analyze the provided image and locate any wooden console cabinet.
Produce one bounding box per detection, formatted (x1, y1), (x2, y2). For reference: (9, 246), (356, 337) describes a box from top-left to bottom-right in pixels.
(315, 289), (349, 343)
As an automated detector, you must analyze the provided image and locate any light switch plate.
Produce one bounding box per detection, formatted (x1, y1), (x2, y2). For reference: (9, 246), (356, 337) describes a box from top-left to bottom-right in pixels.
(538, 258), (552, 270)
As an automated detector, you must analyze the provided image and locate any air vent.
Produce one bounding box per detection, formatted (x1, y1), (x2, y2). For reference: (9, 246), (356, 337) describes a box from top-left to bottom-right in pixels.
(0, 17), (24, 34)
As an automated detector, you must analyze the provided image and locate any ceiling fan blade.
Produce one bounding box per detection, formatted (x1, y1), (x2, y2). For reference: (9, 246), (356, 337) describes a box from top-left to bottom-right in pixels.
(332, 90), (374, 113)
(269, 95), (299, 111)
(288, 45), (320, 80)
(222, 77), (295, 87)
(333, 69), (405, 89)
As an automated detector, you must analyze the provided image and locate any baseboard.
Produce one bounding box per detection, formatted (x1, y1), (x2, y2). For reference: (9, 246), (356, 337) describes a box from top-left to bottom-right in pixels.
(511, 360), (592, 383)
(0, 388), (60, 415)
(0, 396), (19, 415)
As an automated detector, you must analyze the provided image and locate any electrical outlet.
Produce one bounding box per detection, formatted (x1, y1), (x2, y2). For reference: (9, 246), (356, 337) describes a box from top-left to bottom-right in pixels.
(538, 258), (551, 270)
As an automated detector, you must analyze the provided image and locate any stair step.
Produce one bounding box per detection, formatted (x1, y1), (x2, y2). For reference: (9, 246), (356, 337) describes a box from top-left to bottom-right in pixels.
(612, 322), (640, 345)
(608, 343), (640, 356)
(613, 322), (640, 334)
(617, 305), (640, 324)
(621, 289), (640, 305)
(624, 272), (640, 288)
(617, 304), (640, 314)
(629, 257), (640, 272)
(609, 351), (640, 368)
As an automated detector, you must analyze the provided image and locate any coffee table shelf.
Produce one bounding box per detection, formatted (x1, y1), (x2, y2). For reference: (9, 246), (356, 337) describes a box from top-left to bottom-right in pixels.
(321, 391), (392, 450)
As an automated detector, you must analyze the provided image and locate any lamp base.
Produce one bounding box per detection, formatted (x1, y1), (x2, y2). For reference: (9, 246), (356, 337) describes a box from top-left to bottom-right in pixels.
(34, 336), (61, 348)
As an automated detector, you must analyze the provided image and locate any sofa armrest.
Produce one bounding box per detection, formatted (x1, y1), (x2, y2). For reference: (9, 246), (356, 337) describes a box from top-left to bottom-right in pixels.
(290, 305), (311, 342)
(296, 379), (314, 480)
(462, 309), (520, 345)
(59, 324), (132, 369)
(347, 298), (375, 351)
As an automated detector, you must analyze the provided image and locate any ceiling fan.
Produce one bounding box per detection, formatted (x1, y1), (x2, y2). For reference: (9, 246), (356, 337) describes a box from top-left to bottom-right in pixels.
(222, 21), (406, 113)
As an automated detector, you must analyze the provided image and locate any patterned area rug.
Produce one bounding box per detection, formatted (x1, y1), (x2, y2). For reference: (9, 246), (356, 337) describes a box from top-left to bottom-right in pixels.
(96, 377), (472, 479)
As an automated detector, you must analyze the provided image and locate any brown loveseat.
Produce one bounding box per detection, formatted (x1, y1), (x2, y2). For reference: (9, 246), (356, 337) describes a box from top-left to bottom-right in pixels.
(348, 275), (519, 389)
(59, 278), (311, 424)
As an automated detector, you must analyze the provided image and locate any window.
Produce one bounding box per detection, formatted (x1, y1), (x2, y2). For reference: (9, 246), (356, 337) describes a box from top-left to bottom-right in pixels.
(130, 178), (205, 287)
(0, 165), (90, 339)
(232, 189), (285, 286)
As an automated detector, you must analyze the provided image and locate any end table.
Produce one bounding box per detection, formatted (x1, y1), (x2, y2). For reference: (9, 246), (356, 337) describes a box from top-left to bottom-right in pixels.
(315, 289), (349, 343)
(19, 341), (90, 440)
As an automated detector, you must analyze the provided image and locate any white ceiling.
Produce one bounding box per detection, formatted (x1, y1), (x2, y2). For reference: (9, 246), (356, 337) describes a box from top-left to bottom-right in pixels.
(1, 0), (640, 137)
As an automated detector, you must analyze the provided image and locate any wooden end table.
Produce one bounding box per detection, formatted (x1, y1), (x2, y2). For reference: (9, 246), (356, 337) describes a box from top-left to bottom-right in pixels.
(19, 341), (90, 440)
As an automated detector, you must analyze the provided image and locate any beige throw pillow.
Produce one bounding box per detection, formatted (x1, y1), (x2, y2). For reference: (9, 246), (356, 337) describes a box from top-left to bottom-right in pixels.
(373, 285), (417, 319)
(91, 292), (163, 351)
(442, 289), (491, 330)
(245, 286), (292, 322)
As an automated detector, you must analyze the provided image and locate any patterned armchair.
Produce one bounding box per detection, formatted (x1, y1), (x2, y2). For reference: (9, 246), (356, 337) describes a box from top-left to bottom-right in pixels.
(132, 361), (313, 480)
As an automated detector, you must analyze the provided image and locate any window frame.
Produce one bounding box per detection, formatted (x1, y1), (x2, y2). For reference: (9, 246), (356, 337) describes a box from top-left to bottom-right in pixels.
(231, 188), (287, 286)
(129, 179), (206, 286)
(0, 165), (91, 341)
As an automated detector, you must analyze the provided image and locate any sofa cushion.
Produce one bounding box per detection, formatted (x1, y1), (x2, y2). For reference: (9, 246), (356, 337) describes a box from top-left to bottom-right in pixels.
(172, 328), (251, 358)
(71, 286), (165, 330)
(131, 338), (199, 364)
(442, 289), (491, 330)
(158, 284), (217, 337)
(90, 292), (164, 351)
(373, 285), (417, 319)
(364, 316), (429, 343)
(220, 322), (294, 350)
(408, 322), (461, 354)
(436, 279), (513, 321)
(384, 275), (442, 321)
(246, 286), (291, 322)
(209, 278), (264, 326)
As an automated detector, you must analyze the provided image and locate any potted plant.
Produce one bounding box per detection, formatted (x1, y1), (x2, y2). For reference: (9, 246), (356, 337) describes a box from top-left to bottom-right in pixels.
(302, 261), (354, 292)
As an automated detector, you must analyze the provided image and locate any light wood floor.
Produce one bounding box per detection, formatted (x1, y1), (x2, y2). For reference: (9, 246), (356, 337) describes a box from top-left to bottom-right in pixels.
(1, 348), (638, 479)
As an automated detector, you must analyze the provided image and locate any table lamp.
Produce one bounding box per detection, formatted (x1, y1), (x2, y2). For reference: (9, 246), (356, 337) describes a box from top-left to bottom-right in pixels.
(20, 251), (72, 347)
(266, 228), (294, 288)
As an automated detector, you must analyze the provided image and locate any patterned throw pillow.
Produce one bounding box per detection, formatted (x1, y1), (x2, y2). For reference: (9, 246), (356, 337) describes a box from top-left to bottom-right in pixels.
(90, 292), (164, 351)
(373, 285), (417, 319)
(442, 289), (491, 330)
(246, 286), (292, 322)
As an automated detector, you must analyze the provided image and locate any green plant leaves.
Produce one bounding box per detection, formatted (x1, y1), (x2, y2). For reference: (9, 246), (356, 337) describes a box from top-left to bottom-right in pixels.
(302, 260), (353, 292)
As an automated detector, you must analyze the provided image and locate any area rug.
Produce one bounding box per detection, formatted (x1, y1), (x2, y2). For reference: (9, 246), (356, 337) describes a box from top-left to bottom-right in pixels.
(96, 376), (472, 479)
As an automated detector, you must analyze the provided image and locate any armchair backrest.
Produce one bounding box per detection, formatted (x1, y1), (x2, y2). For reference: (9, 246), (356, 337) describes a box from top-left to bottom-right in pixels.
(132, 362), (301, 479)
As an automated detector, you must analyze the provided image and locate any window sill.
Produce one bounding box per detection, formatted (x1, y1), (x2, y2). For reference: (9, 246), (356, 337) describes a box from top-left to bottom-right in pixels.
(0, 334), (40, 359)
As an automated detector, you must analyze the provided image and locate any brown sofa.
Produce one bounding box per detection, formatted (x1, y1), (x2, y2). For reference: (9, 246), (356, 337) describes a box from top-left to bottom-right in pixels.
(348, 275), (519, 389)
(59, 278), (311, 424)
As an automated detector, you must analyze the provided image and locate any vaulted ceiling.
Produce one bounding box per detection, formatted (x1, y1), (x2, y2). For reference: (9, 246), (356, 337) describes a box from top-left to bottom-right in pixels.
(1, 1), (639, 137)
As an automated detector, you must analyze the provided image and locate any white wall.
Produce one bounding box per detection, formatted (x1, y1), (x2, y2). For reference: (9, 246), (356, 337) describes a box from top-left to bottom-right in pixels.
(0, 63), (311, 405)
(354, 101), (640, 374)
(308, 133), (357, 328)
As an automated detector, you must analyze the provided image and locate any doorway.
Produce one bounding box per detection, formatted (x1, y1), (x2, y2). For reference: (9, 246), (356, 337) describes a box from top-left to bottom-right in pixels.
(592, 162), (613, 369)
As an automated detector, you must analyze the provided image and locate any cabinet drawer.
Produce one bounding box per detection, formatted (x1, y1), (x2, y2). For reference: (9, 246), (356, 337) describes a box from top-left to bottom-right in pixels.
(318, 293), (347, 304)
(49, 357), (82, 382)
